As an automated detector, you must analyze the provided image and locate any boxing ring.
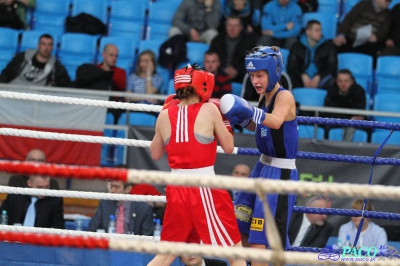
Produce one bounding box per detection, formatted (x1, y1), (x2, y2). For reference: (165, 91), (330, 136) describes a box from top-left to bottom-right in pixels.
(0, 90), (399, 265)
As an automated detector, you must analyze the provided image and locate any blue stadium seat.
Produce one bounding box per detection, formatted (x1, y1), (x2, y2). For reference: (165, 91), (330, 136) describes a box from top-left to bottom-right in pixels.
(138, 39), (165, 59)
(20, 31), (58, 55)
(337, 53), (374, 93)
(302, 12), (338, 40)
(0, 27), (19, 72)
(341, 0), (361, 21)
(371, 131), (400, 146)
(167, 79), (175, 95)
(185, 42), (209, 66)
(328, 128), (368, 142)
(97, 36), (136, 66)
(292, 88), (327, 107)
(373, 93), (400, 123)
(389, 0), (400, 9)
(146, 1), (180, 40)
(100, 112), (115, 166)
(128, 112), (157, 127)
(317, 0), (340, 16)
(375, 56), (400, 94)
(71, 0), (108, 24)
(108, 20), (144, 45)
(109, 0), (147, 23)
(59, 33), (98, 63)
(32, 0), (70, 36)
(298, 125), (324, 140)
(231, 82), (243, 97)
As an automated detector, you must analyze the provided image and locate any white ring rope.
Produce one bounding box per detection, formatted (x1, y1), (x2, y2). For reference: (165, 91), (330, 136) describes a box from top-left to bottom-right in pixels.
(0, 91), (162, 112)
(0, 225), (395, 266)
(0, 128), (235, 154)
(0, 185), (166, 202)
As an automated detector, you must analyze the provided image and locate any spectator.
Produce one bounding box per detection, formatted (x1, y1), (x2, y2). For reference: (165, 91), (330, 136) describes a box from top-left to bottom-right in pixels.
(288, 195), (333, 248)
(127, 50), (162, 104)
(0, 0), (35, 29)
(89, 180), (155, 235)
(74, 44), (127, 122)
(258, 0), (302, 50)
(296, 0), (318, 13)
(180, 255), (227, 266)
(323, 69), (367, 141)
(287, 20), (337, 90)
(210, 15), (258, 83)
(0, 175), (64, 229)
(0, 34), (71, 87)
(203, 50), (232, 98)
(381, 3), (400, 56)
(220, 0), (256, 34)
(338, 199), (387, 248)
(333, 0), (391, 64)
(169, 0), (221, 45)
(229, 163), (251, 201)
(8, 149), (60, 190)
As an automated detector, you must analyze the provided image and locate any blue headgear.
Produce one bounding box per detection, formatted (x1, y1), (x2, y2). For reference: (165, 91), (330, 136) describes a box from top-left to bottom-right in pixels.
(244, 46), (283, 92)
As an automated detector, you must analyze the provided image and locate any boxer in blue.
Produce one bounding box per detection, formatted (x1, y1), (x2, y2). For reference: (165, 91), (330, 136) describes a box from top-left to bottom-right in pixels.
(220, 46), (298, 266)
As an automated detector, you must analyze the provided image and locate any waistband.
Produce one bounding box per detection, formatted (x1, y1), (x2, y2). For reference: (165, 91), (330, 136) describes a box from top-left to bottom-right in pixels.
(171, 165), (215, 175)
(259, 154), (296, 169)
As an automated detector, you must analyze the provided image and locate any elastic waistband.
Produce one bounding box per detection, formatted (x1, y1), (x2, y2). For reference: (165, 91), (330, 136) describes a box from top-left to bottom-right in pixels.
(171, 166), (215, 175)
(259, 154), (296, 169)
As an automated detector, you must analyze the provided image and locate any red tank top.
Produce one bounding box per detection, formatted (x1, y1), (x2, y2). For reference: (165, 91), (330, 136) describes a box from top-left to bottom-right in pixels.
(166, 103), (217, 169)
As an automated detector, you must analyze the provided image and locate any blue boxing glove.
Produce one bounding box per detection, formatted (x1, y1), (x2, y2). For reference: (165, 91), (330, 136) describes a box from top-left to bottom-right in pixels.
(220, 94), (266, 126)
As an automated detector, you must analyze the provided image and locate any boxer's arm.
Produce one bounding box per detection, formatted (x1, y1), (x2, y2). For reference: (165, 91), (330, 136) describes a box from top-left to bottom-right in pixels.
(208, 103), (234, 154)
(150, 111), (167, 160)
(220, 94), (266, 125)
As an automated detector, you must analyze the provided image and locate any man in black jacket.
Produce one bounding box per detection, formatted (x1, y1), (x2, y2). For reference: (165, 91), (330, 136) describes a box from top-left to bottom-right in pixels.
(287, 20), (337, 89)
(210, 14), (258, 83)
(0, 175), (64, 229)
(0, 34), (71, 87)
(288, 195), (333, 248)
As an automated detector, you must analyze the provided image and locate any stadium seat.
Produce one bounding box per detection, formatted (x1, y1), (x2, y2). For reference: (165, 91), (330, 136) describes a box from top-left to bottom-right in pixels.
(59, 33), (98, 63)
(298, 125), (324, 140)
(167, 79), (175, 95)
(373, 93), (400, 123)
(292, 88), (327, 107)
(109, 0), (147, 23)
(231, 82), (243, 97)
(138, 39), (165, 59)
(108, 20), (144, 45)
(0, 27), (19, 59)
(371, 131), (400, 146)
(341, 0), (361, 21)
(302, 12), (338, 40)
(389, 0), (400, 9)
(146, 1), (180, 40)
(20, 31), (58, 55)
(337, 53), (374, 93)
(280, 48), (289, 72)
(100, 112), (115, 166)
(32, 0), (70, 36)
(97, 36), (136, 65)
(128, 112), (157, 127)
(176, 42), (209, 68)
(328, 128), (368, 142)
(71, 0), (108, 24)
(375, 56), (400, 94)
(317, 0), (340, 16)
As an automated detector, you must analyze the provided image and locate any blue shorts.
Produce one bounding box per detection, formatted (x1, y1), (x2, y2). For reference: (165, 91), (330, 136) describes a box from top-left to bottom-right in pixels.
(234, 161), (298, 249)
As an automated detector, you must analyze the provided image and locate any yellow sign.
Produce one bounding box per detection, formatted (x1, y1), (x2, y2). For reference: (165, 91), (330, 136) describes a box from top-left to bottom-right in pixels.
(250, 218), (264, 231)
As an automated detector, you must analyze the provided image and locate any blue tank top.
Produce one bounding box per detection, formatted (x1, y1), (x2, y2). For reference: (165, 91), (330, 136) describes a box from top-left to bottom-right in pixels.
(255, 87), (298, 159)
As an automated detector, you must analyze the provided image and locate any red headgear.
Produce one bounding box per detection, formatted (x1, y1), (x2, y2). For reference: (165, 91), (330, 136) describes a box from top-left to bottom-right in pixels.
(174, 64), (214, 103)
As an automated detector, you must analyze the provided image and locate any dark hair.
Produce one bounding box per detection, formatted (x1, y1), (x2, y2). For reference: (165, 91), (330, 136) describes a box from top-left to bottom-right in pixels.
(204, 49), (219, 58)
(336, 69), (355, 81)
(305, 19), (321, 30)
(136, 50), (157, 75)
(226, 14), (243, 26)
(39, 34), (53, 42)
(352, 199), (373, 211)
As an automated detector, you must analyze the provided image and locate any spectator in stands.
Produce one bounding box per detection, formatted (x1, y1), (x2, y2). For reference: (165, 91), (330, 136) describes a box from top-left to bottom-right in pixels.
(169, 0), (221, 45)
(220, 0), (256, 34)
(287, 20), (337, 90)
(89, 179), (155, 235)
(0, 0), (35, 29)
(289, 194), (333, 248)
(74, 44), (127, 123)
(338, 199), (387, 248)
(381, 3), (400, 56)
(203, 50), (232, 98)
(333, 0), (391, 64)
(229, 163), (251, 201)
(8, 149), (60, 190)
(0, 34), (71, 87)
(0, 175), (65, 229)
(296, 0), (318, 13)
(127, 50), (162, 104)
(210, 15), (258, 83)
(180, 255), (227, 266)
(258, 0), (302, 50)
(323, 69), (367, 141)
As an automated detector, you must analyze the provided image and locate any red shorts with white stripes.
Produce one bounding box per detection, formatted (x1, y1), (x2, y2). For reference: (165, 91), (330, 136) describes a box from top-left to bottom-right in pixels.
(161, 186), (241, 246)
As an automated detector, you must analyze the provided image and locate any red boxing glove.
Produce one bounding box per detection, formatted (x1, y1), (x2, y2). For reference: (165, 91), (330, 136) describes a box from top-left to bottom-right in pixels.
(209, 98), (234, 135)
(162, 94), (180, 110)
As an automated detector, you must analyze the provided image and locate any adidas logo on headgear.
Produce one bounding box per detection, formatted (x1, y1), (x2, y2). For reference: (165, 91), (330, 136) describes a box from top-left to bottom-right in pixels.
(246, 61), (255, 70)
